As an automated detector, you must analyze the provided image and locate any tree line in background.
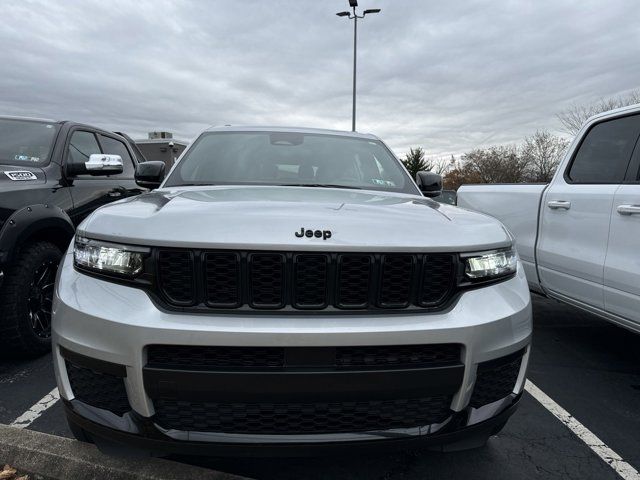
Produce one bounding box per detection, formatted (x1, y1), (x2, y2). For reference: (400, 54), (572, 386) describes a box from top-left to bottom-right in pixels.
(402, 89), (640, 191)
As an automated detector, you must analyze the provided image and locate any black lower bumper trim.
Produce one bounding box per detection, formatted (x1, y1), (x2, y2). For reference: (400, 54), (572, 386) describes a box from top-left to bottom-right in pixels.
(64, 394), (521, 457)
(143, 364), (464, 402)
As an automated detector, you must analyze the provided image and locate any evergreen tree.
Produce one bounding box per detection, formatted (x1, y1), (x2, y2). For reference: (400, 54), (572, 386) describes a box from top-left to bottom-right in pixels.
(402, 147), (432, 180)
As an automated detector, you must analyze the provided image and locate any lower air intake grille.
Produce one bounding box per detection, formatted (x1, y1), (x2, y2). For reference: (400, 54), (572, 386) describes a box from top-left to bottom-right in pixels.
(153, 396), (452, 434)
(336, 344), (461, 369)
(147, 345), (286, 370)
(470, 349), (524, 408)
(146, 344), (461, 370)
(66, 361), (130, 416)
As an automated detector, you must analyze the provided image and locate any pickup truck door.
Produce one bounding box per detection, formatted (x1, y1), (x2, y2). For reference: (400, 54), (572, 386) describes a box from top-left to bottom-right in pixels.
(64, 129), (143, 226)
(537, 114), (640, 310)
(95, 133), (144, 201)
(65, 129), (116, 225)
(603, 138), (640, 326)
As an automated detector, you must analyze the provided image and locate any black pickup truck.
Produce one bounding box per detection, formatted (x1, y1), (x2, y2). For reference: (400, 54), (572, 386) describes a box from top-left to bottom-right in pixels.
(0, 116), (157, 356)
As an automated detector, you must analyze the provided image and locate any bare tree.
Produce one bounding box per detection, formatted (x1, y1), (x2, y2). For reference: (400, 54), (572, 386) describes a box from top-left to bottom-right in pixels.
(443, 158), (481, 190)
(463, 145), (529, 184)
(426, 155), (451, 175)
(557, 89), (640, 135)
(521, 130), (569, 182)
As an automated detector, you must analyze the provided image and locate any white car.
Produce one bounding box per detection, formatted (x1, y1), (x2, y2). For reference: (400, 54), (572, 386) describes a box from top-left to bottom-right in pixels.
(53, 127), (531, 456)
(459, 104), (640, 334)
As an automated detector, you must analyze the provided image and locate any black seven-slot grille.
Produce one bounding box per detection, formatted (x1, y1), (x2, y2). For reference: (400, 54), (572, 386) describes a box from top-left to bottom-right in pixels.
(155, 250), (456, 311)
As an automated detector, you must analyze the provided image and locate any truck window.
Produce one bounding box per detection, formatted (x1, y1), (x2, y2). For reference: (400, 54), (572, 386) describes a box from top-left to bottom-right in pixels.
(99, 134), (135, 178)
(567, 114), (640, 184)
(0, 119), (59, 166)
(68, 131), (101, 166)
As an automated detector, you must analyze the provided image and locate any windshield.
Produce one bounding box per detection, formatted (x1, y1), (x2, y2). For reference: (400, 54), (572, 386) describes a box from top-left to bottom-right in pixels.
(164, 131), (419, 194)
(0, 119), (60, 166)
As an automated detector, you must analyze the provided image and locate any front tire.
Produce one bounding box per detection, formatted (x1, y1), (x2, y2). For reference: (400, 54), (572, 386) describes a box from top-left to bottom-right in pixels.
(0, 241), (62, 357)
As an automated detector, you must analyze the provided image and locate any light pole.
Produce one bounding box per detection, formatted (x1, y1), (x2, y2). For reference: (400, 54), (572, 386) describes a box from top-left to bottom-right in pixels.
(336, 1), (381, 132)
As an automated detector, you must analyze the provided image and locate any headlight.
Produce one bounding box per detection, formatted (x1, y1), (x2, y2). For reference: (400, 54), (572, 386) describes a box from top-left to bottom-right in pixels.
(463, 247), (517, 281)
(74, 236), (149, 277)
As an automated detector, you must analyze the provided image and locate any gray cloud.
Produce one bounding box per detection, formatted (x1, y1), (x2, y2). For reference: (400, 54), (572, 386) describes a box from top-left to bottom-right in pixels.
(1, 0), (639, 156)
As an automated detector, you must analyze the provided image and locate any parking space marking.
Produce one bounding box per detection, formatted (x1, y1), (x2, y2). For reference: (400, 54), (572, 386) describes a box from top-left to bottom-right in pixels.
(525, 380), (640, 480)
(10, 387), (60, 429)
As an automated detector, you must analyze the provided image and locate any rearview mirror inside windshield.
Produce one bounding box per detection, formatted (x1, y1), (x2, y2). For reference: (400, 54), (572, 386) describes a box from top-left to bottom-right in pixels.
(270, 132), (304, 146)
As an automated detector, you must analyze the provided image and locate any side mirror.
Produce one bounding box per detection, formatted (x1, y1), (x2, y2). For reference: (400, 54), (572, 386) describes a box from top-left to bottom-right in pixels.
(68, 154), (123, 176)
(416, 171), (443, 198)
(135, 161), (165, 189)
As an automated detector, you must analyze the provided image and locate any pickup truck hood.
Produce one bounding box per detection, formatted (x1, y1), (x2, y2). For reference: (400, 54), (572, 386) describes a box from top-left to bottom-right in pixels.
(80, 186), (511, 252)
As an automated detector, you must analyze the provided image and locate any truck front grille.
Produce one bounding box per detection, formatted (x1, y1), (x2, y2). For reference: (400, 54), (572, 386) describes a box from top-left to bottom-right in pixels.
(153, 396), (452, 435)
(155, 250), (457, 312)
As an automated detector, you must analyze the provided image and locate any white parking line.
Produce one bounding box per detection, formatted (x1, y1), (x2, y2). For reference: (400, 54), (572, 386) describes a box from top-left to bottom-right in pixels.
(525, 380), (640, 480)
(6, 380), (639, 480)
(10, 387), (60, 429)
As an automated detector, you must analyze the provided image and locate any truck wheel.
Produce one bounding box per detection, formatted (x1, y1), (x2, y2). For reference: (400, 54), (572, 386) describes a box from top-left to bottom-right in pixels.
(0, 241), (62, 357)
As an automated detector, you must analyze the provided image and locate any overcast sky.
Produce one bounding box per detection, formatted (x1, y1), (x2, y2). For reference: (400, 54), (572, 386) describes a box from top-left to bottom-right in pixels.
(2, 0), (639, 157)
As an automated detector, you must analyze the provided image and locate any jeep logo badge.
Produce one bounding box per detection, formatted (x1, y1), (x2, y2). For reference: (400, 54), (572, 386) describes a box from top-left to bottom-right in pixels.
(295, 228), (332, 240)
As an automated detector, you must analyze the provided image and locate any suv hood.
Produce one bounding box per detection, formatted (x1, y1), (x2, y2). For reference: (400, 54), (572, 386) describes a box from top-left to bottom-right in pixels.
(79, 186), (511, 252)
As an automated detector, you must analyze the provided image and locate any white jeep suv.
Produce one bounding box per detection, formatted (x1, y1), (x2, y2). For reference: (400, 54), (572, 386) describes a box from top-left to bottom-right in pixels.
(52, 127), (531, 456)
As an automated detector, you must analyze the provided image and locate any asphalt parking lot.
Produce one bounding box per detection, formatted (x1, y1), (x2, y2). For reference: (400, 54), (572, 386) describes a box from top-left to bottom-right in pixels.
(1, 294), (639, 479)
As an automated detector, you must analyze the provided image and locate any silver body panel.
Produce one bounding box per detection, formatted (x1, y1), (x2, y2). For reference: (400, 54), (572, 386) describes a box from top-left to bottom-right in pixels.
(53, 126), (533, 448)
(79, 186), (512, 252)
(458, 104), (640, 334)
(53, 249), (531, 419)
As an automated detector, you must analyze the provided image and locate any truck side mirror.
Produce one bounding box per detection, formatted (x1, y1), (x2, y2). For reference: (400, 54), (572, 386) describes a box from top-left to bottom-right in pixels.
(416, 171), (443, 198)
(135, 161), (165, 189)
(68, 154), (124, 176)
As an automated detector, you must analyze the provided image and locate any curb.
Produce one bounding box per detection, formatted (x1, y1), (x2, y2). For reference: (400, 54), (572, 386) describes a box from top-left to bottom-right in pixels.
(0, 425), (250, 480)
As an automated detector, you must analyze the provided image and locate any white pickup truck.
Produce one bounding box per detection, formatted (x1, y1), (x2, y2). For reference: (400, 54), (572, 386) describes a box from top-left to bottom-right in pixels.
(459, 104), (640, 334)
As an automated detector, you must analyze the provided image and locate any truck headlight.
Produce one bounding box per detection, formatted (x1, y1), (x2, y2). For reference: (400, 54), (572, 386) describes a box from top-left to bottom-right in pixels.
(463, 247), (517, 281)
(74, 236), (149, 277)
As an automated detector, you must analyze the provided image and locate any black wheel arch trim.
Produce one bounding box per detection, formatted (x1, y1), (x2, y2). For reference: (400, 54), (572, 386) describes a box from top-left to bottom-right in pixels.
(0, 204), (75, 266)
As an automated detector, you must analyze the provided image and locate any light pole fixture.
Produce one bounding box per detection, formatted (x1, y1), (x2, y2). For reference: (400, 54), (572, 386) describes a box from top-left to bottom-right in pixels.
(336, 1), (381, 132)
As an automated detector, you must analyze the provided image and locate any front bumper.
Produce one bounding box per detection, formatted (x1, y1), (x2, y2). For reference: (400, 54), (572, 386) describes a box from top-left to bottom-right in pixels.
(52, 249), (532, 454)
(63, 393), (522, 457)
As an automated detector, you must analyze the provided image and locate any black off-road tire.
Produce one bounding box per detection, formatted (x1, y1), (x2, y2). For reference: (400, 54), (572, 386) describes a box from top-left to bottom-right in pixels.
(0, 241), (62, 357)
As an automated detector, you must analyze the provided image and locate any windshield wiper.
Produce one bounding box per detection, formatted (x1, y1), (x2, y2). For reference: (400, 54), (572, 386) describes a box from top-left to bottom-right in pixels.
(279, 184), (362, 190)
